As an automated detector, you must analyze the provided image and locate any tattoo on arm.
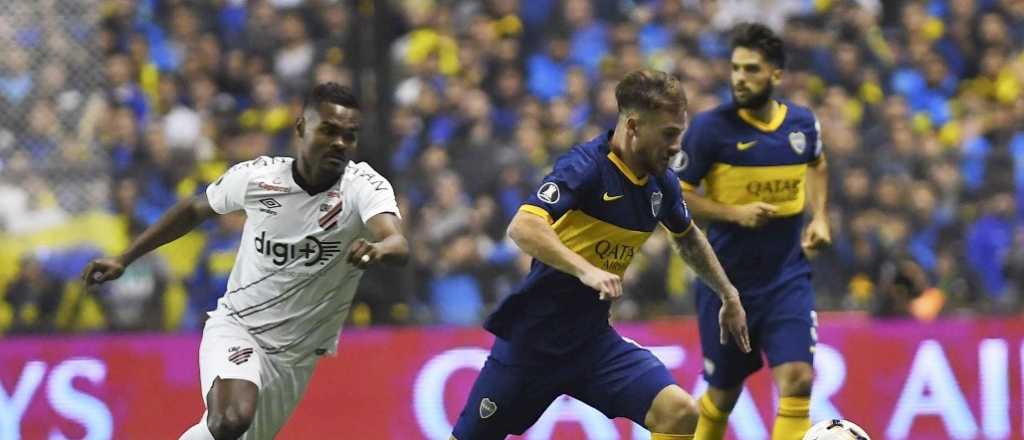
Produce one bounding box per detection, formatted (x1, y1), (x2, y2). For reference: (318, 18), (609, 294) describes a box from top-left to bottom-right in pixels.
(673, 227), (737, 299)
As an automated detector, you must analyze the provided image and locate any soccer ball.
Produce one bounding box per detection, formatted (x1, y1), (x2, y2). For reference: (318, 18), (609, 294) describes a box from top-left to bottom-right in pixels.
(802, 419), (871, 440)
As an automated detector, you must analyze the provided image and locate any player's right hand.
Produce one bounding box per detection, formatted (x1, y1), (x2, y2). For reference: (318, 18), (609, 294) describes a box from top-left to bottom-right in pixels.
(81, 257), (127, 286)
(580, 267), (622, 301)
(719, 294), (752, 353)
(730, 202), (778, 228)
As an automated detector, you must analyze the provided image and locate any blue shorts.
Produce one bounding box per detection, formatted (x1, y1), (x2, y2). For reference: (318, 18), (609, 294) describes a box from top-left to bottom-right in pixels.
(452, 329), (675, 439)
(696, 275), (816, 389)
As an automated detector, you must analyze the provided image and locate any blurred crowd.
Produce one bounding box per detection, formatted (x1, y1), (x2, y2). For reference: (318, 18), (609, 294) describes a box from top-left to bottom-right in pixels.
(1, 0), (1023, 334)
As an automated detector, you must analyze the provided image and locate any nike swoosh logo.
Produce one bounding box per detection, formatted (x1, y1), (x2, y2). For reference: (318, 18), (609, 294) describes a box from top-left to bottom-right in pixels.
(737, 140), (757, 151)
(602, 193), (624, 202)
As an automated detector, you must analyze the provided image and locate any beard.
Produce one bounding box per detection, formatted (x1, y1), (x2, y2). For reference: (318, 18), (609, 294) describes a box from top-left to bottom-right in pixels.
(645, 149), (670, 175)
(733, 82), (774, 109)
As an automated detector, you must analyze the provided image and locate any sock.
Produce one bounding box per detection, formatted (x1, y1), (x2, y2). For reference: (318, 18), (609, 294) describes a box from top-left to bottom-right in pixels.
(651, 434), (693, 439)
(772, 396), (811, 440)
(694, 393), (729, 440)
(179, 413), (215, 440)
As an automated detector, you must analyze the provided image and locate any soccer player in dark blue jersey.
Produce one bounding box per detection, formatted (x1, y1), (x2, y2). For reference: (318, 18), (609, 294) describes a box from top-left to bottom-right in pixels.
(675, 24), (831, 440)
(450, 70), (751, 440)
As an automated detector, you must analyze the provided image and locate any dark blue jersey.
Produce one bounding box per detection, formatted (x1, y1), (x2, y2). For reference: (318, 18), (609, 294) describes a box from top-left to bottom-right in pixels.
(676, 100), (823, 293)
(485, 131), (693, 357)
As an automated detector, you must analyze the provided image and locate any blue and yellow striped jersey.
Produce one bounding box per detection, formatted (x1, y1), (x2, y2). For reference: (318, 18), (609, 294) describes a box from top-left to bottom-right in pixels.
(676, 100), (823, 293)
(485, 131), (693, 357)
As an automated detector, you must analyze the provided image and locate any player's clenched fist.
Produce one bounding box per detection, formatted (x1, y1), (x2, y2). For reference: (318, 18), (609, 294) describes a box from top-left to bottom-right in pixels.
(579, 267), (622, 301)
(81, 257), (127, 286)
(346, 238), (379, 269)
(801, 216), (832, 256)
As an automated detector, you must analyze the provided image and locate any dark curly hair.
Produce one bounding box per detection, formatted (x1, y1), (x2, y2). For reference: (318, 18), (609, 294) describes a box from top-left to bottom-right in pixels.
(303, 82), (360, 111)
(730, 22), (786, 68)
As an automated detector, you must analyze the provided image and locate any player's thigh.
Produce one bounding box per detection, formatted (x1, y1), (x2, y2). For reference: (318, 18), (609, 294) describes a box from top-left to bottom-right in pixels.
(760, 277), (816, 369)
(242, 356), (318, 440)
(568, 333), (677, 426)
(695, 285), (763, 389)
(199, 317), (264, 406)
(452, 356), (560, 439)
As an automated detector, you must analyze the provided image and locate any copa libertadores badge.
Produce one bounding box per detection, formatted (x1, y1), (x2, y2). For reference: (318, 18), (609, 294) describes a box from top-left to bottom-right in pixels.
(537, 182), (560, 204)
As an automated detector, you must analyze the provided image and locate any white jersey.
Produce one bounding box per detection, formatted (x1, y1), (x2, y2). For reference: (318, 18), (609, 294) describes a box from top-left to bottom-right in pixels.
(205, 156), (399, 362)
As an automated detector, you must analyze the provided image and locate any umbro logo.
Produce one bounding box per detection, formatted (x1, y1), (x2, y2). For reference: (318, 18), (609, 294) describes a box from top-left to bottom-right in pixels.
(259, 198), (281, 215)
(228, 346), (254, 365)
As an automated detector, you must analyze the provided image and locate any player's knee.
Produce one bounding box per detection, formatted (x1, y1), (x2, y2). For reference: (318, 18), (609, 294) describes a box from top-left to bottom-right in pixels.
(776, 364), (814, 396)
(646, 389), (699, 433)
(676, 394), (700, 424)
(207, 402), (255, 440)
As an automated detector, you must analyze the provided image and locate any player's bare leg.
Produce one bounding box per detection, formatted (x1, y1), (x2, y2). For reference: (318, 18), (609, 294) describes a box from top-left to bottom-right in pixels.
(643, 384), (699, 438)
(694, 385), (741, 440)
(770, 361), (813, 440)
(772, 361), (813, 397)
(205, 378), (259, 439)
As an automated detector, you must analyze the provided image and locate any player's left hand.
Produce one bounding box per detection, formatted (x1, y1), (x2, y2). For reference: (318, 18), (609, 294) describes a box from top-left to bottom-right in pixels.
(801, 216), (831, 257)
(346, 238), (379, 269)
(719, 294), (752, 353)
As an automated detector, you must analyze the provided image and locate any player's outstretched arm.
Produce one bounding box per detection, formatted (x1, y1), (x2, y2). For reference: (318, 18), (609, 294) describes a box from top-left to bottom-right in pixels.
(802, 155), (831, 254)
(672, 225), (752, 352)
(680, 187), (777, 228)
(346, 212), (409, 269)
(82, 195), (218, 286)
(508, 210), (622, 300)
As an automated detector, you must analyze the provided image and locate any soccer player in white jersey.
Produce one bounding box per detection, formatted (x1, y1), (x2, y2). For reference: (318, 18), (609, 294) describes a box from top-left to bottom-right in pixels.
(82, 83), (409, 440)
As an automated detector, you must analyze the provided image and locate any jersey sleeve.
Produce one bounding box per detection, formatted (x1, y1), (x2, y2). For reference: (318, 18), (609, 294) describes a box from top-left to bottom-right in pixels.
(659, 172), (695, 236)
(520, 149), (596, 223)
(676, 114), (717, 190)
(205, 159), (256, 214)
(352, 164), (401, 224)
(810, 115), (825, 163)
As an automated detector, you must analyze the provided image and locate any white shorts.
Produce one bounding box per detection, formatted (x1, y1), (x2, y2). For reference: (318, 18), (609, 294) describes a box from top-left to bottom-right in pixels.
(198, 316), (317, 440)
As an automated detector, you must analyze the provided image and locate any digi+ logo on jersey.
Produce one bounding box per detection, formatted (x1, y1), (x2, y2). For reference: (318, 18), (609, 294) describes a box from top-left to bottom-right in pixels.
(746, 179), (802, 204)
(594, 240), (636, 272)
(254, 231), (342, 266)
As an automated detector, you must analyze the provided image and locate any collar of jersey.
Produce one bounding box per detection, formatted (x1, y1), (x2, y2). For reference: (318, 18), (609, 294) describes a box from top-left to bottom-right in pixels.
(291, 160), (342, 196)
(606, 150), (649, 186)
(737, 100), (788, 132)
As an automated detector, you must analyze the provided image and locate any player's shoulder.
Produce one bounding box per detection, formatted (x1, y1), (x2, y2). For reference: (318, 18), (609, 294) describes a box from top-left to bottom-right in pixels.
(695, 103), (736, 123)
(346, 160), (386, 179)
(554, 132), (606, 173)
(656, 168), (683, 192)
(223, 156), (291, 179)
(231, 155), (290, 169)
(781, 100), (818, 124)
(688, 103), (736, 134)
(345, 161), (394, 190)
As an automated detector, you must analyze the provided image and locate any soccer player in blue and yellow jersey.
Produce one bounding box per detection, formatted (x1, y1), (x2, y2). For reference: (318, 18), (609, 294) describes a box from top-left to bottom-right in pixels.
(450, 70), (751, 440)
(676, 24), (831, 440)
